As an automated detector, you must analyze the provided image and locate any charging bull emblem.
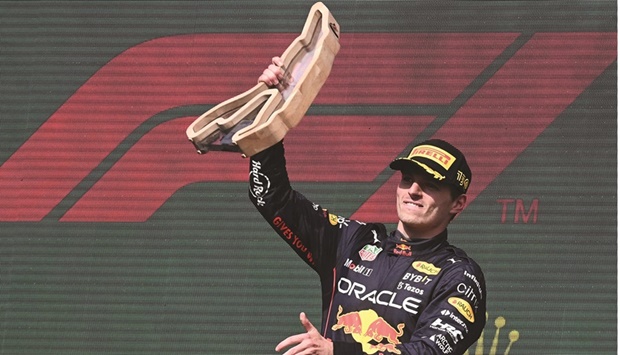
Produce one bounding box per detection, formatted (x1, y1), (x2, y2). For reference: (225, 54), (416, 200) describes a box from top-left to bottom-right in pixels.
(332, 305), (405, 354)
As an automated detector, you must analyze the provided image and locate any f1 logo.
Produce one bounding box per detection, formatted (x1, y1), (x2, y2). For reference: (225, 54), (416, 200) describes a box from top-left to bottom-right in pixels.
(0, 32), (614, 221)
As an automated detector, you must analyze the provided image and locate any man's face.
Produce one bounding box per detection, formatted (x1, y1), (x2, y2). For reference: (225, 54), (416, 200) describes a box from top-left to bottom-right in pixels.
(396, 170), (466, 240)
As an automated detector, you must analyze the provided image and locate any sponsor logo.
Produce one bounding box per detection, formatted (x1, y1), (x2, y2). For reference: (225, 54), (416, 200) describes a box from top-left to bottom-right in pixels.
(396, 282), (424, 295)
(337, 277), (421, 315)
(328, 214), (352, 229)
(371, 230), (380, 244)
(359, 244), (383, 261)
(456, 170), (470, 191)
(457, 282), (480, 308)
(440, 309), (469, 334)
(249, 161), (270, 206)
(464, 270), (483, 295)
(402, 272), (433, 285)
(272, 216), (314, 265)
(448, 297), (474, 323)
(412, 261), (441, 275)
(409, 145), (455, 170)
(332, 305), (405, 355)
(430, 318), (464, 343)
(328, 213), (339, 226)
(393, 244), (412, 257)
(344, 258), (373, 277)
(429, 333), (453, 354)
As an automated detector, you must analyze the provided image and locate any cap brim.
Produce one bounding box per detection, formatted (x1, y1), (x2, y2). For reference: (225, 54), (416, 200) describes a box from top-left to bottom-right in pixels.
(389, 158), (415, 171)
(390, 158), (431, 176)
(390, 158), (450, 184)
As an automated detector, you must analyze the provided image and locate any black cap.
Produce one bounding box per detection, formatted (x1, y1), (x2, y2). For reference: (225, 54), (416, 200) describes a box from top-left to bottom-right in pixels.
(389, 139), (471, 194)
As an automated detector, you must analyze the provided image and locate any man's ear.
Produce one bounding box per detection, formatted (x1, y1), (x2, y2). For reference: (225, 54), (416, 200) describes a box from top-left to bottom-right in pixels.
(450, 194), (467, 215)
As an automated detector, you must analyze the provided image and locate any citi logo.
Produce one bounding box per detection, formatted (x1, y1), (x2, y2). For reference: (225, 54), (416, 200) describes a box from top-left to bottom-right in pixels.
(0, 32), (614, 222)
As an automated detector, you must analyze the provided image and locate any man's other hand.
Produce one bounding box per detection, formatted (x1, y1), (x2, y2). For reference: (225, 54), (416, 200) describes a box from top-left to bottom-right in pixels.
(275, 312), (333, 355)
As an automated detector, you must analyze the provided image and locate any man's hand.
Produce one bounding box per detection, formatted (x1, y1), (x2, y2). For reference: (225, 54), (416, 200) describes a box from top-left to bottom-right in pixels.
(275, 312), (333, 355)
(258, 56), (286, 88)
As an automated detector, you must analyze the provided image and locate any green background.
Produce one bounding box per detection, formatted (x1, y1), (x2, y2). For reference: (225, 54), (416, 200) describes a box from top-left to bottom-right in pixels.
(0, 1), (616, 354)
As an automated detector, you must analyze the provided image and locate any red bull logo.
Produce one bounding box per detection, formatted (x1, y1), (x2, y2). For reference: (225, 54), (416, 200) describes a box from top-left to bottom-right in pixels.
(393, 244), (412, 257)
(332, 305), (405, 354)
(332, 305), (363, 335)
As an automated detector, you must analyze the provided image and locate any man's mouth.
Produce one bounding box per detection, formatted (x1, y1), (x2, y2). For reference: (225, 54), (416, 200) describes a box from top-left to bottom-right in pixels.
(403, 200), (422, 208)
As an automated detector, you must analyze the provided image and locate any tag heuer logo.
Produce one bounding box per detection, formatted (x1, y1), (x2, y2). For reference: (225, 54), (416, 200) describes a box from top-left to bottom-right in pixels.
(359, 244), (383, 261)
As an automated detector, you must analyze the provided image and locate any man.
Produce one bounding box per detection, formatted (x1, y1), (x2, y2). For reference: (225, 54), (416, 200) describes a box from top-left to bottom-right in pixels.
(250, 58), (486, 354)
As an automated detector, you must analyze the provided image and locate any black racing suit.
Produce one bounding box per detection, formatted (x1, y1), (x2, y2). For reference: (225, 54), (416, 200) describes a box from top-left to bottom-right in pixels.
(249, 141), (486, 355)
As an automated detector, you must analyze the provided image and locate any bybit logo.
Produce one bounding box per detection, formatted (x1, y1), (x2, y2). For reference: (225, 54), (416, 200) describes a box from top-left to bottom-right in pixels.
(465, 313), (519, 355)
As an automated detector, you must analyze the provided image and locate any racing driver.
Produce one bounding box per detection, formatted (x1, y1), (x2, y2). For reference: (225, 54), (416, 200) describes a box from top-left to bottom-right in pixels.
(249, 57), (486, 355)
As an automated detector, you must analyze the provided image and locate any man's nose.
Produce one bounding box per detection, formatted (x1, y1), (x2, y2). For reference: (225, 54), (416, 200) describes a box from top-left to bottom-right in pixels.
(408, 181), (422, 195)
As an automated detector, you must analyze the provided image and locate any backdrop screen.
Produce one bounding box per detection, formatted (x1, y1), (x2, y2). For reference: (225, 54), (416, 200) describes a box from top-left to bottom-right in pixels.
(0, 1), (616, 354)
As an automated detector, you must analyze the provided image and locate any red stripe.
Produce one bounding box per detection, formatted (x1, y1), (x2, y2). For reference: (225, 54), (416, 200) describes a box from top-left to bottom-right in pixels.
(1, 34), (292, 221)
(60, 115), (432, 221)
(0, 33), (513, 221)
(320, 33), (518, 104)
(0, 32), (610, 221)
(323, 267), (338, 338)
(352, 32), (616, 221)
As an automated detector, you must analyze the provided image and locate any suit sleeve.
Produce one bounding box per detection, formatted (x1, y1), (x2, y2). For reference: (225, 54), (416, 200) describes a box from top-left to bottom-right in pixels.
(396, 262), (486, 355)
(249, 141), (341, 274)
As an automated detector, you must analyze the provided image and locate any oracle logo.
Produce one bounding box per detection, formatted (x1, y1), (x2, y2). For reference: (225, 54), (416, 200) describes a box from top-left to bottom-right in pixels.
(0, 33), (614, 222)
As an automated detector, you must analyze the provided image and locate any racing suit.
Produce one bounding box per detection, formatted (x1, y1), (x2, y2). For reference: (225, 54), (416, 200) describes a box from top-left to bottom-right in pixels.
(249, 141), (486, 355)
